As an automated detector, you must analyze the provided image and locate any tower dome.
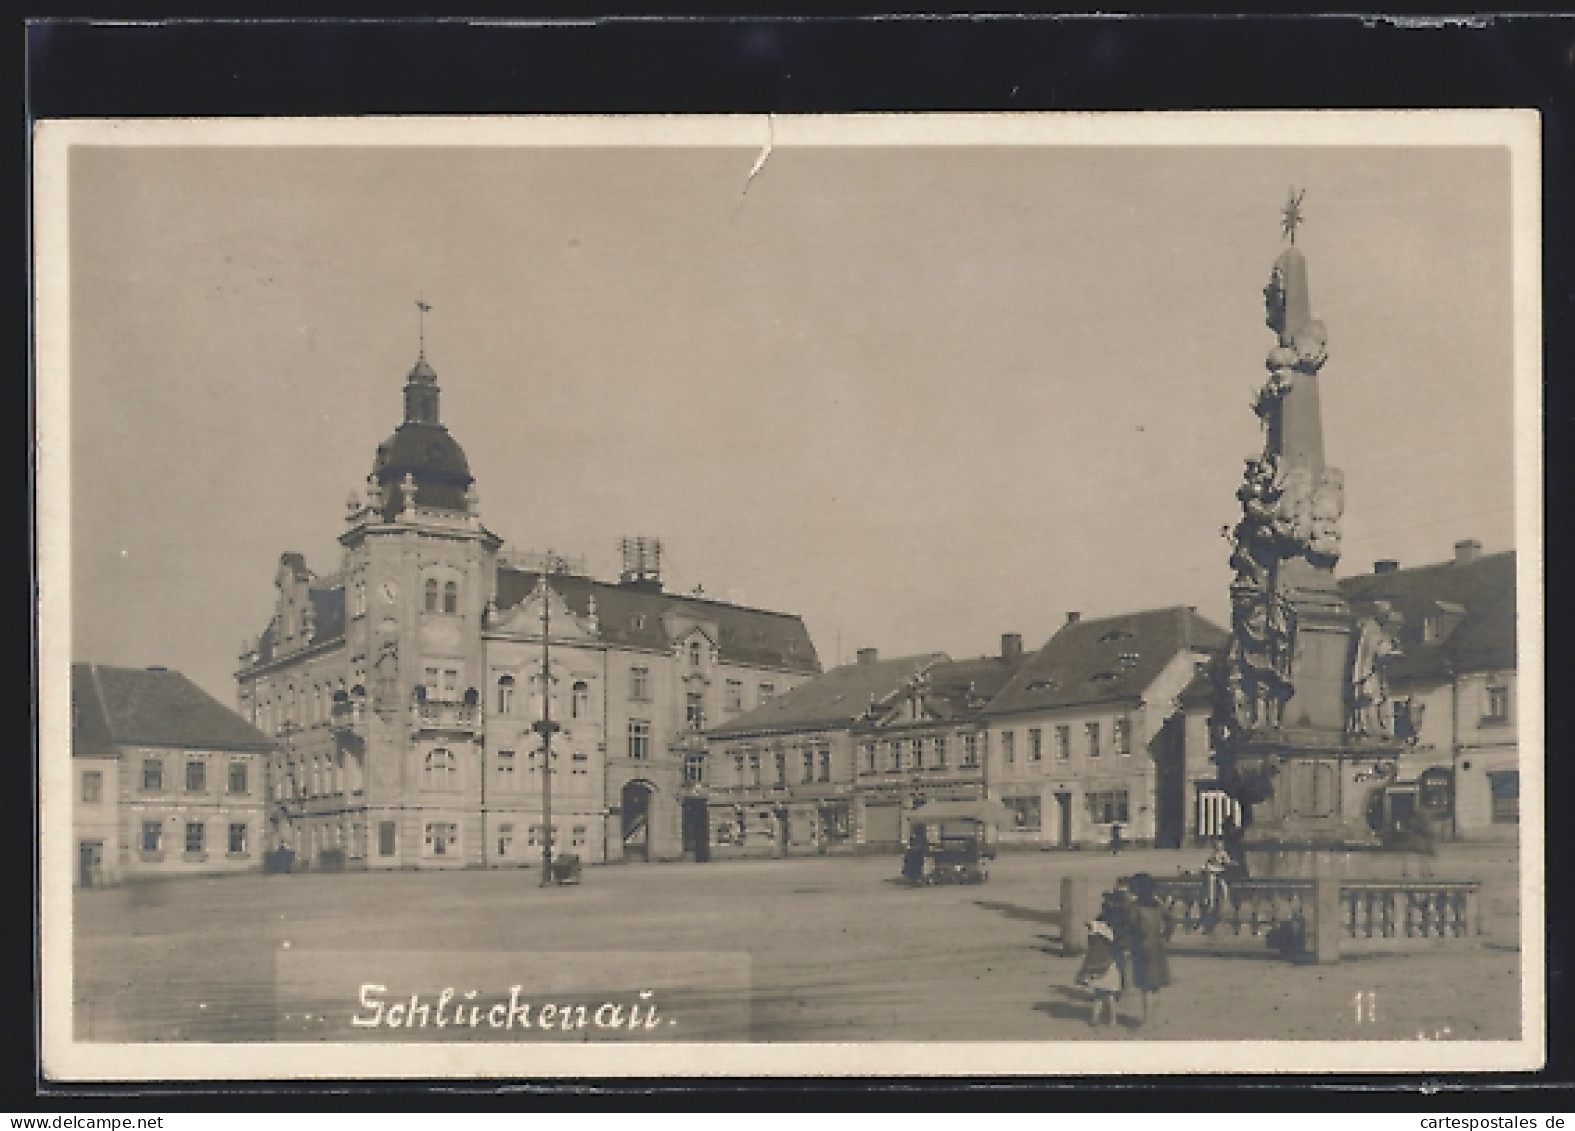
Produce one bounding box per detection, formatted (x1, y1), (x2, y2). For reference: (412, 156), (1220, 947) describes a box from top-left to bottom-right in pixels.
(370, 353), (473, 519)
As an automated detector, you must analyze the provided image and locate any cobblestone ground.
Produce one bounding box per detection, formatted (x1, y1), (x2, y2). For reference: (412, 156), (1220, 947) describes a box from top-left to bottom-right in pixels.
(71, 843), (1522, 1044)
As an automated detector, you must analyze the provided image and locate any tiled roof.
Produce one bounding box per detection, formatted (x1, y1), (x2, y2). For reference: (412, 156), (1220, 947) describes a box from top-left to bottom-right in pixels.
(71, 664), (118, 760)
(917, 653), (1033, 720)
(495, 567), (820, 675)
(984, 606), (1228, 716)
(1338, 550), (1516, 681)
(707, 653), (946, 737)
(73, 663), (275, 753)
(254, 584), (347, 665)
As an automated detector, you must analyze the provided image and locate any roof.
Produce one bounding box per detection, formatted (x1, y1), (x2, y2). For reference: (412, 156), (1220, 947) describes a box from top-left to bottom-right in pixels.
(912, 652), (1032, 720)
(372, 422), (473, 519)
(1338, 550), (1516, 680)
(254, 585), (346, 665)
(73, 663), (275, 754)
(707, 652), (945, 737)
(984, 606), (1229, 716)
(495, 567), (821, 675)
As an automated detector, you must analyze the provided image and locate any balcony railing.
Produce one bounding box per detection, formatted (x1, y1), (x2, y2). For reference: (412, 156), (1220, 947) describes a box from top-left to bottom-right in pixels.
(410, 699), (482, 733)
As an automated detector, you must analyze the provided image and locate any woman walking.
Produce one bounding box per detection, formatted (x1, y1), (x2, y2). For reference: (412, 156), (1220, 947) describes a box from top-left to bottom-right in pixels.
(1124, 873), (1173, 1029)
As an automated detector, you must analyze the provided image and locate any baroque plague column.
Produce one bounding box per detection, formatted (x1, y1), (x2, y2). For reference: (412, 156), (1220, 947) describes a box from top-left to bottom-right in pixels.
(1211, 193), (1413, 878)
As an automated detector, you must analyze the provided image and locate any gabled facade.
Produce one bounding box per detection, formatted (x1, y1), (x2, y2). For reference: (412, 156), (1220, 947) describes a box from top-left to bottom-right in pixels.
(982, 607), (1228, 849)
(73, 663), (274, 885)
(237, 347), (819, 870)
(1337, 541), (1518, 841)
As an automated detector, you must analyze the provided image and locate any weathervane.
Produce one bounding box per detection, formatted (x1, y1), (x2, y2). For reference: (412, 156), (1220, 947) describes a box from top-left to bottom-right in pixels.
(415, 294), (432, 357)
(1280, 187), (1307, 244)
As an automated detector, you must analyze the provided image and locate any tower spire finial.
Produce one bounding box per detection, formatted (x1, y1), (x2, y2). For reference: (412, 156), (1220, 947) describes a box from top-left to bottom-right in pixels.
(415, 294), (432, 359)
(1280, 186), (1306, 245)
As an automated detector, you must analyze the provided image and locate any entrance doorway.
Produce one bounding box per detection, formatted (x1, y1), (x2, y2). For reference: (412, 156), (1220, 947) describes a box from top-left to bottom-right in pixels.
(621, 780), (655, 861)
(681, 797), (710, 863)
(1054, 793), (1072, 848)
(79, 840), (103, 888)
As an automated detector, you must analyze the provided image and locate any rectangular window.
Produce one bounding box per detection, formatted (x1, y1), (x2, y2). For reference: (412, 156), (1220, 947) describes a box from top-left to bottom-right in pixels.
(1054, 725), (1071, 761)
(628, 720), (651, 760)
(1003, 795), (1042, 831)
(1085, 790), (1131, 825)
(81, 771), (102, 804)
(1489, 771), (1519, 823)
(184, 821), (205, 855)
(142, 759), (163, 792)
(1485, 684), (1511, 723)
(424, 666), (440, 693)
(572, 747), (588, 775)
(228, 823), (248, 855)
(1029, 728), (1043, 762)
(758, 683), (776, 706)
(748, 753), (761, 787)
(962, 734), (978, 768)
(1086, 722), (1101, 759)
(864, 743), (877, 774)
(819, 748), (832, 783)
(185, 760), (207, 793)
(726, 680), (743, 712)
(228, 761), (248, 793)
(912, 738), (925, 770)
(687, 692), (705, 730)
(887, 741), (902, 772)
(572, 825), (587, 849)
(630, 667), (650, 701)
(1114, 718), (1132, 757)
(424, 822), (458, 856)
(775, 750), (787, 786)
(1002, 731), (1016, 765)
(685, 754), (706, 783)
(802, 750), (815, 784)
(378, 820), (397, 857)
(442, 669), (459, 699)
(497, 749), (516, 776)
(496, 824), (515, 858)
(733, 753), (746, 785)
(934, 735), (947, 766)
(141, 820), (161, 854)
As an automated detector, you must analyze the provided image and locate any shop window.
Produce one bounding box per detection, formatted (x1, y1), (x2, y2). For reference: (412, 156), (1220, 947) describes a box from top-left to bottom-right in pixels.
(1004, 795), (1042, 831)
(424, 822), (458, 856)
(1489, 771), (1519, 824)
(1086, 790), (1130, 825)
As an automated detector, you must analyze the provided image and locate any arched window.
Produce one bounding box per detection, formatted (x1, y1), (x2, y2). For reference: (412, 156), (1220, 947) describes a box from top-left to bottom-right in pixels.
(571, 680), (589, 721)
(496, 674), (516, 715)
(443, 580), (458, 614)
(424, 578), (439, 612)
(424, 747), (456, 787)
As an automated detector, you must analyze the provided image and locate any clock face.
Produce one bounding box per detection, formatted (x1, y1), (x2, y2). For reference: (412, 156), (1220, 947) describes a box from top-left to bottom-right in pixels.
(380, 581), (399, 603)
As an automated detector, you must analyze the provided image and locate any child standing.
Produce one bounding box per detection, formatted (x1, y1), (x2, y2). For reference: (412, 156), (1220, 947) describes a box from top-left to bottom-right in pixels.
(1074, 916), (1124, 1027)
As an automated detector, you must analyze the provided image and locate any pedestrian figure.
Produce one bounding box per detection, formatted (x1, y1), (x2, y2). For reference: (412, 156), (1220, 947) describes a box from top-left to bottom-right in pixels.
(1124, 872), (1174, 1029)
(1073, 915), (1124, 1027)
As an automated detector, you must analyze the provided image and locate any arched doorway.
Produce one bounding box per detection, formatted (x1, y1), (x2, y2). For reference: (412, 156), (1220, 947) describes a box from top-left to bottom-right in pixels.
(621, 780), (656, 862)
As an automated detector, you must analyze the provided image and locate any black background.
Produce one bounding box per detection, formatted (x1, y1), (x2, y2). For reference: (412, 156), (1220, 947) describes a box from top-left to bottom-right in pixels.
(23, 10), (1575, 1110)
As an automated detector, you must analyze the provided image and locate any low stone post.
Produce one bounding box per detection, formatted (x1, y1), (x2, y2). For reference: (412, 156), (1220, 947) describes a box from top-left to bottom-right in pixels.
(1311, 874), (1344, 964)
(1059, 875), (1095, 957)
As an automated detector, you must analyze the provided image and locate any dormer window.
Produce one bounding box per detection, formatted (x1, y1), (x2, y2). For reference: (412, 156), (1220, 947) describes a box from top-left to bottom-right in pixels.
(1026, 679), (1056, 693)
(1092, 671), (1121, 683)
(1099, 629), (1135, 644)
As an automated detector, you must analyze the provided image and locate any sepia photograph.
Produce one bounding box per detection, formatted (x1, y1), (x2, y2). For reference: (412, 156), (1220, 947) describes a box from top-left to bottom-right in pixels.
(35, 112), (1543, 1081)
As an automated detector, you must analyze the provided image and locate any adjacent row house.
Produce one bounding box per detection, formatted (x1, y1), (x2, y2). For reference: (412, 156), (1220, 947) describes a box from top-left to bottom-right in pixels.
(72, 663), (274, 886)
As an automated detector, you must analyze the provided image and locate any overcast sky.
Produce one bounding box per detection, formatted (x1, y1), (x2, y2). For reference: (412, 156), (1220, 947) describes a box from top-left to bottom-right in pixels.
(63, 129), (1519, 705)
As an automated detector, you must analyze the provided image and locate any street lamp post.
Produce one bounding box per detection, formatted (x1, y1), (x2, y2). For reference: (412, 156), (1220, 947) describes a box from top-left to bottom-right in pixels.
(532, 576), (561, 886)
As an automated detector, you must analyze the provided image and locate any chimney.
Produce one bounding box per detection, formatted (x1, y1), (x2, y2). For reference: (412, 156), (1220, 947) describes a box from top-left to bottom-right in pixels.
(1454, 539), (1482, 565)
(856, 648), (879, 666)
(1374, 560), (1400, 575)
(1000, 633), (1023, 663)
(1065, 611), (1081, 626)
